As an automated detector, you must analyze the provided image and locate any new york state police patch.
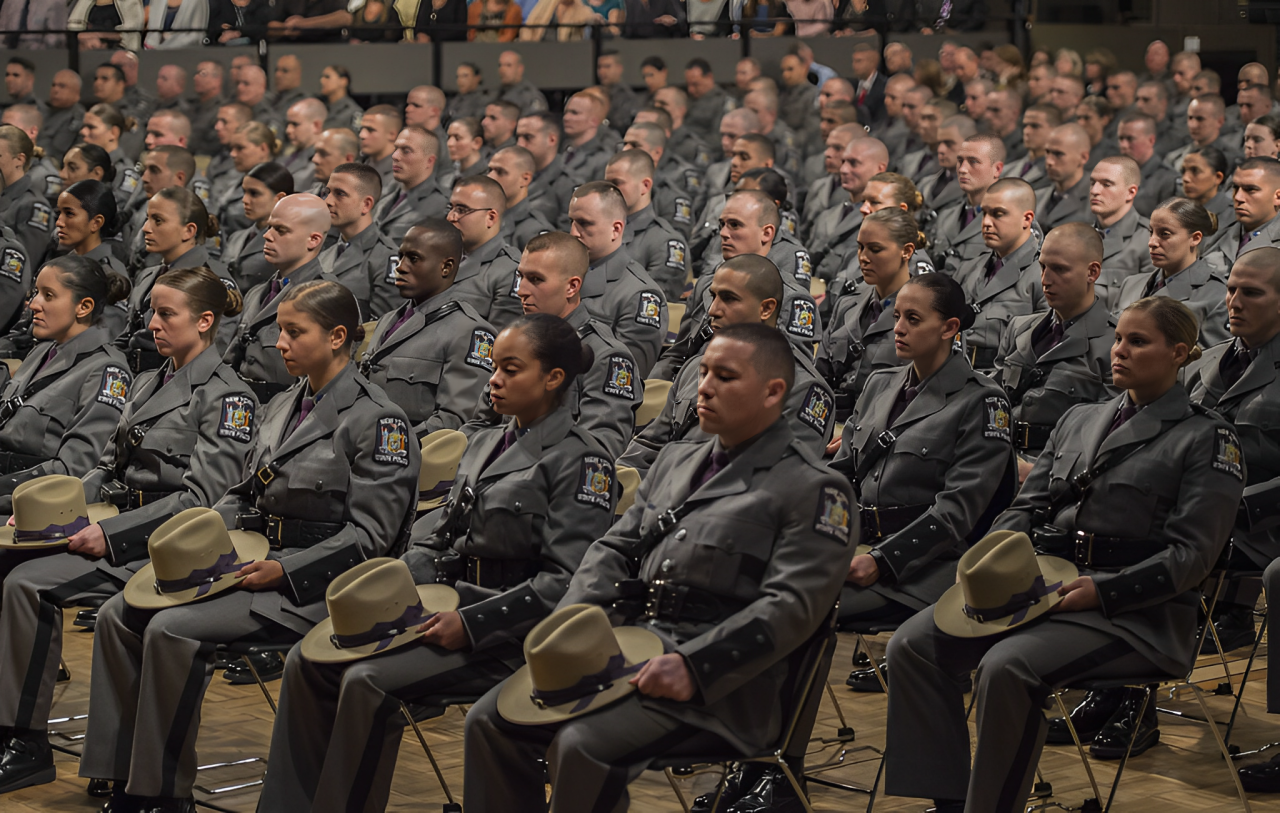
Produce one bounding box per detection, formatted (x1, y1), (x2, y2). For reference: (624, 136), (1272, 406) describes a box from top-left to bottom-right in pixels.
(813, 486), (852, 543)
(373, 417), (411, 466)
(576, 455), (614, 509)
(217, 395), (255, 443)
(97, 365), (131, 409)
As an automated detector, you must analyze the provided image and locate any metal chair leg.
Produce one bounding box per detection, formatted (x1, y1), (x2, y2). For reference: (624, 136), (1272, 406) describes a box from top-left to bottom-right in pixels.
(240, 654), (277, 715)
(1226, 612), (1268, 751)
(1054, 691), (1102, 805)
(1189, 684), (1254, 813)
(775, 757), (816, 813)
(1101, 688), (1152, 813)
(399, 700), (456, 806)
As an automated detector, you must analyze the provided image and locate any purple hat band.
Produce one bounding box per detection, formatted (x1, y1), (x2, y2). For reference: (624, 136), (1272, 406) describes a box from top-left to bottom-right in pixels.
(153, 550), (253, 598)
(329, 601), (430, 652)
(529, 653), (648, 714)
(14, 515), (89, 544)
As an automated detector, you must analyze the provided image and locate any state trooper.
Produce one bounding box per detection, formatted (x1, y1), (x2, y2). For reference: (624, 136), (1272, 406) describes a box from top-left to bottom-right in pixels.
(281, 99), (327, 193)
(319, 163), (400, 319)
(608, 150), (690, 303)
(884, 297), (1243, 813)
(567, 182), (668, 378)
(517, 113), (581, 231)
(360, 220), (495, 438)
(621, 256), (834, 476)
(743, 88), (800, 179)
(652, 87), (715, 169)
(622, 120), (704, 240)
(0, 226), (28, 334)
(836, 274), (1015, 687)
(690, 134), (776, 272)
(205, 103), (252, 226)
(80, 281), (419, 813)
(0, 126), (52, 266)
(684, 58), (736, 146)
(486, 146), (554, 252)
(225, 195), (340, 404)
(446, 66), (495, 124)
(1115, 197), (1230, 349)
(445, 176), (525, 332)
(560, 93), (614, 184)
(993, 224), (1118, 475)
(1202, 158), (1280, 269)
(931, 134), (1006, 275)
(955, 179), (1047, 373)
(917, 116), (972, 224)
(1119, 114), (1179, 218)
(1001, 104), (1061, 191)
(496, 50), (549, 116)
(224, 160), (293, 293)
(1089, 156), (1156, 312)
(375, 127), (450, 245)
(800, 124), (862, 245)
(809, 138), (890, 283)
(1036, 123), (1095, 231)
(463, 323), (855, 813)
(270, 56), (309, 125)
(0, 268), (255, 796)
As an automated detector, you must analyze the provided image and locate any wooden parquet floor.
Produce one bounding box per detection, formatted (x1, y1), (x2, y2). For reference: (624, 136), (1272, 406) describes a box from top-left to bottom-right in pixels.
(9, 612), (1280, 812)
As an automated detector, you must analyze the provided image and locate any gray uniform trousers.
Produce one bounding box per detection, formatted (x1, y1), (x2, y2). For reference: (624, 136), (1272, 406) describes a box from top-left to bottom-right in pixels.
(462, 691), (732, 813)
(1267, 556), (1280, 712)
(257, 642), (513, 813)
(79, 590), (301, 798)
(885, 609), (1164, 812)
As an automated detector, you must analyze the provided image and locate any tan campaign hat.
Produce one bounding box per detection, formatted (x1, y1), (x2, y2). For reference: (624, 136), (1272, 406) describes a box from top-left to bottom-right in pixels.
(934, 530), (1078, 638)
(123, 508), (270, 609)
(498, 604), (663, 725)
(615, 466), (641, 517)
(417, 430), (468, 512)
(300, 558), (460, 664)
(0, 475), (118, 549)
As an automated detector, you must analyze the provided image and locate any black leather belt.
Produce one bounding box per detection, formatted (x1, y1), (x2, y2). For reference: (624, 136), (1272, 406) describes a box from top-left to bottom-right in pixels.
(128, 347), (164, 375)
(860, 504), (930, 544)
(242, 378), (289, 404)
(1031, 525), (1167, 569)
(1013, 421), (1053, 452)
(643, 580), (747, 626)
(237, 512), (343, 550)
(968, 346), (997, 369)
(465, 556), (539, 590)
(125, 489), (178, 510)
(0, 451), (52, 475)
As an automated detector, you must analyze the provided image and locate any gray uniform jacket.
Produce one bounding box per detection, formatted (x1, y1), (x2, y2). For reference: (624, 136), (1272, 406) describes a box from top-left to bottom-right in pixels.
(1035, 175), (1092, 231)
(0, 326), (131, 504)
(1114, 259), (1230, 349)
(280, 146), (317, 193)
(995, 386), (1244, 675)
(361, 290), (495, 438)
(213, 364), (419, 632)
(0, 226), (30, 333)
(318, 223), (401, 319)
(623, 204), (690, 303)
(816, 284), (908, 415)
(406, 404), (617, 658)
(955, 236), (1046, 357)
(685, 86), (734, 144)
(446, 89), (494, 123)
(499, 196), (553, 252)
(499, 81), (548, 115)
(1097, 208), (1155, 313)
(227, 258), (339, 387)
(993, 298), (1118, 454)
(187, 97), (222, 158)
(452, 234), (524, 332)
(929, 200), (987, 275)
(620, 341), (834, 478)
(39, 104), (85, 163)
(1132, 155), (1179, 218)
(1186, 333), (1280, 566)
(118, 246), (239, 365)
(375, 174), (450, 245)
(565, 418), (854, 754)
(561, 132), (612, 183)
(323, 95), (365, 132)
(580, 247), (667, 378)
(667, 126), (713, 170)
(0, 174), (52, 266)
(800, 175), (842, 244)
(1001, 154), (1051, 190)
(528, 155), (581, 231)
(1202, 213), (1280, 272)
(809, 202), (863, 283)
(80, 345), (257, 571)
(223, 225), (275, 292)
(654, 152), (705, 238)
(919, 168), (962, 218)
(465, 305), (640, 460)
(834, 353), (1015, 609)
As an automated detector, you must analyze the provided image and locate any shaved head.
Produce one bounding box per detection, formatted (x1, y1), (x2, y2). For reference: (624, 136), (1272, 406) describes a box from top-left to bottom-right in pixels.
(524, 230), (590, 280)
(279, 193), (333, 234)
(1233, 246), (1280, 288)
(1052, 123), (1092, 152)
(1043, 221), (1103, 264)
(847, 136), (890, 166)
(606, 148), (655, 180)
(719, 254), (783, 305)
(293, 98), (327, 122)
(455, 174), (508, 216)
(1096, 154), (1141, 188)
(986, 178), (1038, 213)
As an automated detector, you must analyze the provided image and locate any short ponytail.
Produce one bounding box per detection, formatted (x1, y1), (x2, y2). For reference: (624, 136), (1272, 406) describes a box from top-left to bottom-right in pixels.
(45, 255), (132, 325)
(155, 266), (243, 338)
(506, 313), (595, 402)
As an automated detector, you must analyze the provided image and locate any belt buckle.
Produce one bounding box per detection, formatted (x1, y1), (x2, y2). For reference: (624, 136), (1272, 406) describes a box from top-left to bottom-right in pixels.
(1017, 422), (1031, 449)
(131, 489), (144, 508)
(656, 508), (678, 535)
(1074, 531), (1094, 567)
(265, 516), (284, 548)
(875, 430), (896, 449)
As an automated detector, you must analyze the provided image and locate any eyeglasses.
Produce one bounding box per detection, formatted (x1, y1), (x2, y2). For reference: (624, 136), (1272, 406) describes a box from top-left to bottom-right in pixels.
(446, 203), (494, 219)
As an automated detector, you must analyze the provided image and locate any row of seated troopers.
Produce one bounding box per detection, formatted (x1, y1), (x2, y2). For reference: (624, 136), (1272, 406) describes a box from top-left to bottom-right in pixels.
(2, 69), (1280, 811)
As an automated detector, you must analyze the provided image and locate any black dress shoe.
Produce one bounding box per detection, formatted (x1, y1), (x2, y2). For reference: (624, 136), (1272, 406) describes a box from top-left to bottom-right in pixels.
(727, 767), (807, 813)
(846, 663), (889, 692)
(1239, 754), (1280, 792)
(74, 607), (99, 630)
(88, 777), (113, 797)
(143, 797), (195, 813)
(1200, 604), (1257, 655)
(691, 763), (764, 812)
(0, 731), (55, 794)
(1090, 688), (1159, 760)
(1046, 688), (1125, 745)
(100, 787), (147, 813)
(222, 651), (284, 684)
(852, 650), (872, 668)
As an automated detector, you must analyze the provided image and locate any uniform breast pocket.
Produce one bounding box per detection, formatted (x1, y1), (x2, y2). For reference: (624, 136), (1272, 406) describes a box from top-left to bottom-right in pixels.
(1089, 468), (1159, 538)
(138, 424), (198, 459)
(1046, 450), (1080, 503)
(1, 405), (53, 453)
(285, 456), (351, 502)
(380, 356), (444, 419)
(469, 481), (548, 557)
(884, 442), (953, 494)
(685, 516), (777, 594)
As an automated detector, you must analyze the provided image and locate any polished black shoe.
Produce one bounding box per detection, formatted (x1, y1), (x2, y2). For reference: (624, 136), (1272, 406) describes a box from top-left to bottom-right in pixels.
(100, 787), (147, 813)
(74, 607), (99, 630)
(87, 777), (113, 797)
(846, 663), (889, 692)
(727, 767), (807, 813)
(1046, 688), (1125, 745)
(143, 796), (195, 813)
(1239, 754), (1280, 792)
(852, 650), (872, 668)
(1089, 688), (1159, 760)
(222, 651), (284, 684)
(1200, 604), (1257, 655)
(691, 763), (764, 812)
(0, 731), (55, 794)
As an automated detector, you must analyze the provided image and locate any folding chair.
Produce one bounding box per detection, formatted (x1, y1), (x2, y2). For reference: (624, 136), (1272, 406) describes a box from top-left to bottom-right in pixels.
(396, 696), (481, 813)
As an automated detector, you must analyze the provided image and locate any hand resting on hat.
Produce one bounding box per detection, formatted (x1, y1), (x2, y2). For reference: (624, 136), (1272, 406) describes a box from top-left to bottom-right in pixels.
(239, 560), (286, 590)
(66, 524), (108, 559)
(630, 653), (696, 702)
(418, 610), (468, 650)
(1051, 576), (1100, 613)
(847, 553), (880, 587)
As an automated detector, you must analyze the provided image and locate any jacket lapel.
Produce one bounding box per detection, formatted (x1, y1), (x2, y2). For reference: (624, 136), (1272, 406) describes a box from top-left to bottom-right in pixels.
(269, 367), (357, 460)
(1094, 386), (1188, 460)
(688, 419), (792, 503)
(893, 354), (966, 429)
(1221, 334), (1280, 406)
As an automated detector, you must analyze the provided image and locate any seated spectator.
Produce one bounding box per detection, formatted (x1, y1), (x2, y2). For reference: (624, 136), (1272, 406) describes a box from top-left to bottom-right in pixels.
(145, 0), (208, 48)
(68, 0), (145, 50)
(521, 0), (594, 40)
(208, 0), (279, 44)
(784, 0), (833, 37)
(743, 0), (790, 36)
(623, 0), (686, 37)
(1, 0), (68, 49)
(268, 0), (353, 41)
(349, 0), (409, 42)
(586, 0), (625, 35)
(414, 0), (469, 41)
(468, 0), (524, 41)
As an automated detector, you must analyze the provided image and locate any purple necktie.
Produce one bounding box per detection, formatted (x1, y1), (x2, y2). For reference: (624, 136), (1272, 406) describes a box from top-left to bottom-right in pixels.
(481, 429), (520, 473)
(335, 241), (349, 260)
(162, 370), (175, 386)
(392, 190), (407, 212)
(961, 206), (978, 228)
(35, 346), (56, 374)
(267, 277), (284, 303)
(692, 450), (731, 491)
(1019, 160), (1034, 178)
(985, 255), (1004, 282)
(1148, 273), (1168, 294)
(288, 396), (315, 437)
(1237, 230), (1254, 258)
(1107, 403), (1138, 435)
(1219, 341), (1257, 390)
(887, 380), (920, 426)
(386, 304), (416, 338)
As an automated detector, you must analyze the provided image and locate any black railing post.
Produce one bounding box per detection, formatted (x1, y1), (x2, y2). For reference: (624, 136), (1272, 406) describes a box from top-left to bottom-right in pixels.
(432, 39), (443, 93)
(68, 31), (79, 74)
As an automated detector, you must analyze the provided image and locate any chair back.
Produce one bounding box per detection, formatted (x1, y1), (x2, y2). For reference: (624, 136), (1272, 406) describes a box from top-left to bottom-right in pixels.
(775, 605), (840, 760)
(635, 379), (673, 429)
(665, 303), (686, 345)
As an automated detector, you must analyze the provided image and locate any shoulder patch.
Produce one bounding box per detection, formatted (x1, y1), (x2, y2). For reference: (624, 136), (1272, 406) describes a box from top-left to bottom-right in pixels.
(385, 255), (400, 284)
(373, 416), (411, 466)
(43, 175), (62, 199)
(983, 396), (1012, 442)
(635, 291), (663, 328)
(793, 250), (812, 282)
(119, 167), (140, 195)
(576, 454), (614, 510)
(672, 197), (693, 225)
(786, 299), (816, 339)
(665, 239), (687, 270)
(1213, 426), (1244, 481)
(602, 354), (636, 400)
(683, 170), (702, 190)
(813, 485), (852, 543)
(27, 202), (52, 231)
(797, 384), (833, 434)
(915, 258), (935, 275)
(97, 365), (131, 409)
(191, 178), (211, 204)
(782, 211), (799, 238)
(466, 329), (496, 371)
(0, 248), (23, 283)
(217, 395), (255, 443)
